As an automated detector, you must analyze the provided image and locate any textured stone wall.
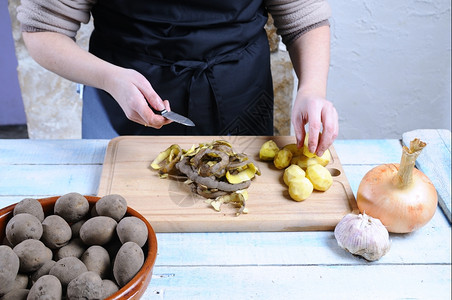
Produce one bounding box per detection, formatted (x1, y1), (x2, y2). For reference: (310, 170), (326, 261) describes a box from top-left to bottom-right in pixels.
(266, 15), (294, 136)
(8, 0), (91, 139)
(8, 0), (294, 138)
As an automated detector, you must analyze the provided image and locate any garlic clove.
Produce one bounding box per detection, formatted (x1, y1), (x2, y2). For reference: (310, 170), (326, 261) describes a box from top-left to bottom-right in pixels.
(334, 213), (391, 261)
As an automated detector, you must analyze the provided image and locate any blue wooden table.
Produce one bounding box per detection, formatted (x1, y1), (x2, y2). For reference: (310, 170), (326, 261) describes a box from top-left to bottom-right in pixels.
(1, 130), (450, 299)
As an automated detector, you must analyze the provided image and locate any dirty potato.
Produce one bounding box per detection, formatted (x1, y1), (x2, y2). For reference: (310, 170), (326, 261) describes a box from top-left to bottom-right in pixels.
(5, 213), (43, 246)
(31, 260), (56, 284)
(49, 257), (88, 287)
(27, 275), (62, 300)
(41, 215), (72, 249)
(13, 239), (53, 273)
(95, 194), (128, 222)
(79, 216), (117, 246)
(102, 279), (119, 299)
(67, 271), (103, 300)
(81, 246), (111, 279)
(54, 192), (90, 223)
(56, 238), (86, 260)
(0, 288), (29, 300)
(116, 216), (148, 247)
(12, 273), (29, 290)
(0, 245), (20, 296)
(71, 220), (86, 238)
(113, 242), (144, 287)
(13, 198), (44, 222)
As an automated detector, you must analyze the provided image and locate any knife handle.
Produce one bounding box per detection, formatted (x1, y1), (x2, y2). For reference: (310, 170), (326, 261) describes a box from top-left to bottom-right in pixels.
(147, 103), (166, 115)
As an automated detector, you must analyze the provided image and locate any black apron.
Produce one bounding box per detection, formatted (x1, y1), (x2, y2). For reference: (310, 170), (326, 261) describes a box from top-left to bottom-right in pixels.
(85, 0), (274, 137)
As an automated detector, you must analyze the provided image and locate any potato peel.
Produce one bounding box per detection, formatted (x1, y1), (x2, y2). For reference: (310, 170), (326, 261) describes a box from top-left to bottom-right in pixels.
(205, 190), (249, 216)
(151, 140), (260, 215)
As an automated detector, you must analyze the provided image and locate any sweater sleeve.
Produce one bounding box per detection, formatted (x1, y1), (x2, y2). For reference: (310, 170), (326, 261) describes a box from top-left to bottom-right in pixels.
(264, 0), (331, 47)
(17, 0), (97, 39)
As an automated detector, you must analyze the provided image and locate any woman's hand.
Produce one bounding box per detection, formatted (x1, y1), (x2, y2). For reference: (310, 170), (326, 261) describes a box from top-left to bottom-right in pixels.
(22, 31), (171, 129)
(104, 67), (172, 128)
(287, 25), (337, 157)
(292, 91), (338, 157)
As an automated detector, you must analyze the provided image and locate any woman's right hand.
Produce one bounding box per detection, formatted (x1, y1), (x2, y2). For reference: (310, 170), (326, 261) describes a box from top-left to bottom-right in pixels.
(22, 31), (172, 129)
(105, 67), (173, 128)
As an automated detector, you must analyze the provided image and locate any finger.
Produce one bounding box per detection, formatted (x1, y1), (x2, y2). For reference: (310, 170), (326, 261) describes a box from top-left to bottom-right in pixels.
(307, 106), (322, 154)
(159, 100), (173, 125)
(317, 105), (338, 156)
(162, 99), (171, 112)
(292, 117), (302, 148)
(293, 123), (306, 149)
(135, 95), (168, 128)
(291, 107), (306, 149)
(298, 126), (306, 149)
(133, 74), (167, 113)
(134, 80), (172, 127)
(141, 107), (170, 128)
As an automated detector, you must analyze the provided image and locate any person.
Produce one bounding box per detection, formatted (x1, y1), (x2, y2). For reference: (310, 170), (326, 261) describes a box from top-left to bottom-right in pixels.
(17, 0), (338, 156)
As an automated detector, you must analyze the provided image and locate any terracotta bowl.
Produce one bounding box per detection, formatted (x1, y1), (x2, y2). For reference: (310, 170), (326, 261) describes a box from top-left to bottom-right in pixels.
(0, 196), (158, 300)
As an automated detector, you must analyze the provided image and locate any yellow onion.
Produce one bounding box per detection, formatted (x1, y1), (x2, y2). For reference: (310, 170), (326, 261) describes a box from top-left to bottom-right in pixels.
(357, 139), (438, 233)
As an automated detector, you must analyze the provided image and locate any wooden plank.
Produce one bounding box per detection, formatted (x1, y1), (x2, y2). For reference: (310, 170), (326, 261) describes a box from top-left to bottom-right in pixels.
(402, 129), (451, 222)
(0, 139), (108, 164)
(142, 265), (451, 299)
(152, 217), (451, 266)
(0, 165), (102, 196)
(0, 196), (33, 208)
(98, 136), (358, 232)
(334, 139), (403, 165)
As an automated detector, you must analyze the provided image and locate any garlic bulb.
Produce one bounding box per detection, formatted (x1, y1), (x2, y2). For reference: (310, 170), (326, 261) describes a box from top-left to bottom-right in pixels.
(334, 213), (391, 261)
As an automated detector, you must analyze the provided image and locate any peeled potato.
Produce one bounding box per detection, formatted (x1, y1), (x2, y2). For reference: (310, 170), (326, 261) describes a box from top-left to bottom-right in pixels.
(283, 165), (306, 186)
(259, 140), (280, 161)
(297, 133), (332, 167)
(302, 133), (331, 165)
(291, 154), (318, 170)
(315, 149), (331, 166)
(306, 164), (333, 191)
(288, 178), (314, 202)
(282, 144), (303, 156)
(273, 149), (293, 169)
(302, 134), (317, 158)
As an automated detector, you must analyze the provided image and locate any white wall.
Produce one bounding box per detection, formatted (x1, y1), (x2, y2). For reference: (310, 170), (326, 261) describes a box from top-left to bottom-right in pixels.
(328, 0), (451, 139)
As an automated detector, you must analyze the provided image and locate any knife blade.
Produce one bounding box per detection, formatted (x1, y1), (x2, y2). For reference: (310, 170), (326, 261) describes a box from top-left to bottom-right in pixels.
(157, 109), (196, 127)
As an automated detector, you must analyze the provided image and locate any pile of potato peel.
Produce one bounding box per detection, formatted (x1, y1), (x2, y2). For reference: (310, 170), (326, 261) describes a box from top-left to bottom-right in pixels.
(151, 140), (261, 215)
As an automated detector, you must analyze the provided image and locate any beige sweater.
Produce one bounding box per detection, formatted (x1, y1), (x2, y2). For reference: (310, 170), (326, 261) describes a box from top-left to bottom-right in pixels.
(17, 0), (331, 46)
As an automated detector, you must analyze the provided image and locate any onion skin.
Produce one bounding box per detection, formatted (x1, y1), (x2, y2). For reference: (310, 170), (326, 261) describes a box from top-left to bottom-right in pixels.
(357, 163), (438, 233)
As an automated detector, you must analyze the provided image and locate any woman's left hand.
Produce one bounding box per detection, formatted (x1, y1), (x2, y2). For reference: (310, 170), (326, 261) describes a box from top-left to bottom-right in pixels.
(291, 91), (338, 157)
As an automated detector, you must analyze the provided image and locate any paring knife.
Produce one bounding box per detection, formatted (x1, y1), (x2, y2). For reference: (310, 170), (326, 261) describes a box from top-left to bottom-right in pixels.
(156, 108), (196, 127)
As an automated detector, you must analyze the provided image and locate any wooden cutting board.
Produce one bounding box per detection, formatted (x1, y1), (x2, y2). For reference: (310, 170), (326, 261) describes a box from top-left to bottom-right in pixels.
(97, 136), (358, 232)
